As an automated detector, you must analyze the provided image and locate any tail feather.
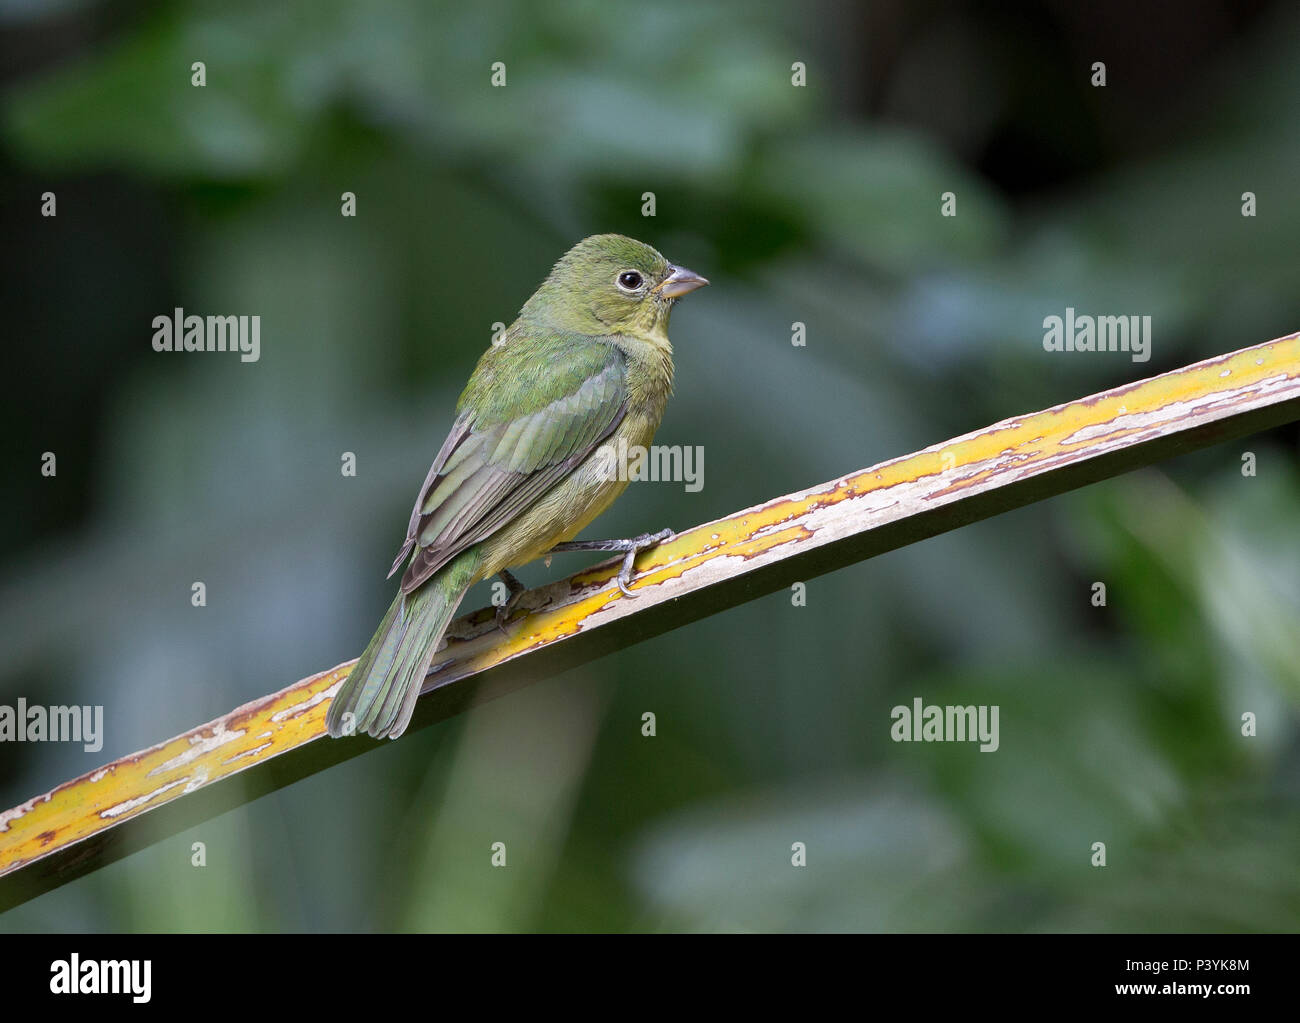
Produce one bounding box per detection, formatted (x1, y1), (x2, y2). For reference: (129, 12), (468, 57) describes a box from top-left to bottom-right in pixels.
(327, 550), (480, 740)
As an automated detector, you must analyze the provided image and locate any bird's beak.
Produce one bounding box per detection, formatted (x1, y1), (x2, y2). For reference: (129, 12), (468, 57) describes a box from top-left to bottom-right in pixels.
(657, 264), (710, 298)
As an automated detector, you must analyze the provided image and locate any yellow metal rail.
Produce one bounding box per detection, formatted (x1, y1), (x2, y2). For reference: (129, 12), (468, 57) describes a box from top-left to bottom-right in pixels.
(2, 331), (1298, 911)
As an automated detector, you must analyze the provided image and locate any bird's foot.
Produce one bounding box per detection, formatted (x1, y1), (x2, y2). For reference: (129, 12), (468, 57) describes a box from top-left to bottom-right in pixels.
(493, 568), (527, 634)
(550, 528), (675, 598)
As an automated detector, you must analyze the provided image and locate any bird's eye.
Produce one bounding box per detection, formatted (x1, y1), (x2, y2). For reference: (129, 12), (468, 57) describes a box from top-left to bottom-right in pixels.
(617, 270), (644, 292)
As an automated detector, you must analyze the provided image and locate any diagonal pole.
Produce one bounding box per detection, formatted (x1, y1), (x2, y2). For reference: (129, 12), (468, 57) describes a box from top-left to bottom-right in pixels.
(2, 331), (1297, 912)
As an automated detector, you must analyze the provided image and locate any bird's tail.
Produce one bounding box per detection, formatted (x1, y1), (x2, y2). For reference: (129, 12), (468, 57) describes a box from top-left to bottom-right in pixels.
(326, 549), (481, 740)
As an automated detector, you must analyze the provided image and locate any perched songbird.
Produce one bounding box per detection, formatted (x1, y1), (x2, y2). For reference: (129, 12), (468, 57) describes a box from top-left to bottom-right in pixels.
(326, 234), (708, 740)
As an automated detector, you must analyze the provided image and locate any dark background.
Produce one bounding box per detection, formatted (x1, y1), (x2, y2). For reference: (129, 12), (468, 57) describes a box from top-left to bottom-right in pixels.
(2, 0), (1298, 930)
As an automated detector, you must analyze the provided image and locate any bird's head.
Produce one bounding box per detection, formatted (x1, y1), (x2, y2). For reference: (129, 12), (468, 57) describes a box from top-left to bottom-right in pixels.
(520, 234), (708, 337)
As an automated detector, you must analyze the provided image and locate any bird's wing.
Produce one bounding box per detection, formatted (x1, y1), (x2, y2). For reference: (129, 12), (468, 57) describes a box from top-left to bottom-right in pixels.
(389, 333), (629, 594)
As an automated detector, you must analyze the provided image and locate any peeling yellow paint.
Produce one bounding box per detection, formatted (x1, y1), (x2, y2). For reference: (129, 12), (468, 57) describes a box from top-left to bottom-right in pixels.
(2, 332), (1297, 882)
(0, 662), (349, 875)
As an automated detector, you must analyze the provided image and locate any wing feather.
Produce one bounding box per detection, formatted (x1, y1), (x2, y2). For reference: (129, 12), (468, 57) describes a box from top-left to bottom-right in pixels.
(392, 335), (629, 594)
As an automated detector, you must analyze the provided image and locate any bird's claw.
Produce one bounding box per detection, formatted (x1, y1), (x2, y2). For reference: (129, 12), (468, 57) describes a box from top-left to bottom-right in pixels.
(493, 569), (527, 635)
(617, 558), (637, 598)
(615, 527), (675, 598)
(493, 604), (512, 636)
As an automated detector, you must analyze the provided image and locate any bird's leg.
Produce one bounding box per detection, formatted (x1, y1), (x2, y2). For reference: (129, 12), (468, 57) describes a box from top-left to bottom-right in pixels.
(549, 528), (675, 598)
(493, 568), (528, 633)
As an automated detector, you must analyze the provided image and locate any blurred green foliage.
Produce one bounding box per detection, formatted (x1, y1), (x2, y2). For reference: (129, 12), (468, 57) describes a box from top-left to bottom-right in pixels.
(1, 0), (1297, 931)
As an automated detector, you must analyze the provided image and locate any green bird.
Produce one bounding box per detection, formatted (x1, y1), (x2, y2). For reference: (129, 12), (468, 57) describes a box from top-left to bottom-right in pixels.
(326, 234), (708, 740)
